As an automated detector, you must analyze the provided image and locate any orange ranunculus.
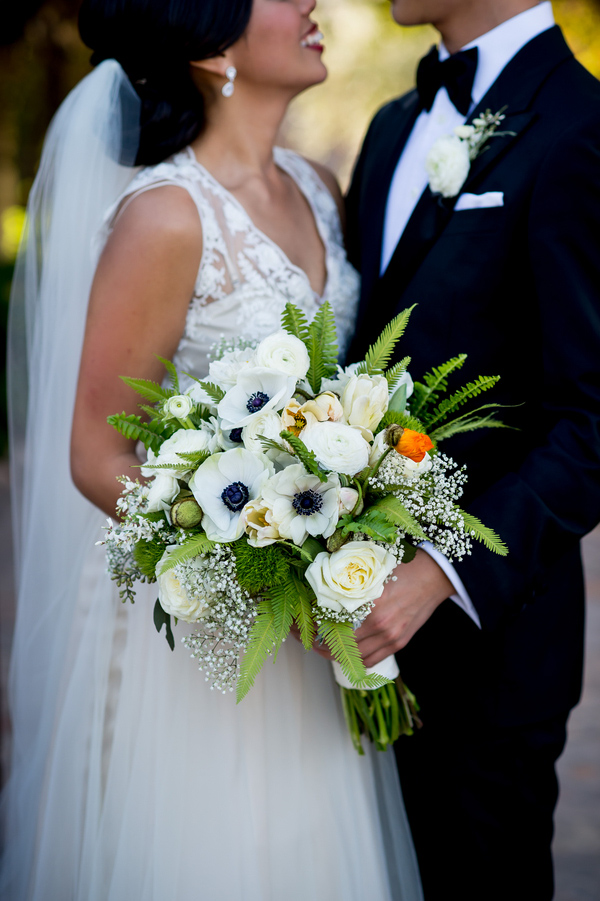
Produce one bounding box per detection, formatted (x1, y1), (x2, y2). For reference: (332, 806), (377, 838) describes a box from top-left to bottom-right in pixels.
(394, 428), (434, 463)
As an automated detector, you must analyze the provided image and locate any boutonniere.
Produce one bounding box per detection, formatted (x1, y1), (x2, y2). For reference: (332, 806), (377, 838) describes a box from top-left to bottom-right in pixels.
(425, 108), (514, 199)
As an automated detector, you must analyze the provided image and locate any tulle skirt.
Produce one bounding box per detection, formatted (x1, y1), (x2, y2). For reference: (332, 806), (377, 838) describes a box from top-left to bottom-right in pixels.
(1, 526), (423, 901)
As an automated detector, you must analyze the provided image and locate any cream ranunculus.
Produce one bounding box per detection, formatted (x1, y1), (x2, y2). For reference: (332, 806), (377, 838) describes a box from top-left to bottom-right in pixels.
(149, 426), (217, 478)
(208, 347), (257, 391)
(341, 374), (389, 439)
(302, 421), (370, 475)
(254, 331), (310, 379)
(425, 133), (471, 198)
(156, 549), (210, 622)
(241, 410), (283, 455)
(305, 541), (397, 615)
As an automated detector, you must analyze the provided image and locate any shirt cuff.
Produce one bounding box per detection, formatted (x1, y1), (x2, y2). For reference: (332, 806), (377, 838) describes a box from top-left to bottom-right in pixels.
(419, 541), (481, 628)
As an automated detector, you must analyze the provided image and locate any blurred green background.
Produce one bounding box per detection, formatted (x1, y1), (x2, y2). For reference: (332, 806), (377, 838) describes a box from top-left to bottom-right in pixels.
(1, 0), (600, 452)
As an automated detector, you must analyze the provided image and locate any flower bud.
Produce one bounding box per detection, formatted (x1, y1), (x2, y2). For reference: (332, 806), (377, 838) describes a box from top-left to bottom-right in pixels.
(170, 496), (203, 529)
(384, 425), (405, 448)
(164, 394), (193, 420)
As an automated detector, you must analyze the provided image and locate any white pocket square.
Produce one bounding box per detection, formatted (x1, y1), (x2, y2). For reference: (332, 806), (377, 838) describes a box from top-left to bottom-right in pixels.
(454, 191), (504, 211)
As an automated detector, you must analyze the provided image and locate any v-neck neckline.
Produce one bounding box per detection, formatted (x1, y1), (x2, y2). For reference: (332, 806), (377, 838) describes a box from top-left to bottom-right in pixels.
(184, 145), (330, 302)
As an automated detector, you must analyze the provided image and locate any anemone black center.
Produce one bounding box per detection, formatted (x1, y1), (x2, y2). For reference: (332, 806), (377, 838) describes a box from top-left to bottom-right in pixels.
(229, 428), (243, 443)
(221, 481), (249, 512)
(293, 489), (323, 516)
(246, 391), (270, 414)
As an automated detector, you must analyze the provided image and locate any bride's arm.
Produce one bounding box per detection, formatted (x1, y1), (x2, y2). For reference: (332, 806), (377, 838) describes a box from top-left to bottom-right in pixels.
(71, 185), (203, 518)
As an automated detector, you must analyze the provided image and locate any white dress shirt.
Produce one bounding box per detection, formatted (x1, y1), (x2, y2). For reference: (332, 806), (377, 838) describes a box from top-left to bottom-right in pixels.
(381, 1), (555, 626)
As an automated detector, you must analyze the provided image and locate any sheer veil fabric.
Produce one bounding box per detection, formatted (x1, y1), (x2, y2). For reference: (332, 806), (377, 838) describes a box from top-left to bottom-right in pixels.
(1, 61), (423, 900)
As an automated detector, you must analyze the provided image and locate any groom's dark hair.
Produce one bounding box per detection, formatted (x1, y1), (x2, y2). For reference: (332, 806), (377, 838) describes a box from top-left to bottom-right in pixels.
(79, 0), (253, 166)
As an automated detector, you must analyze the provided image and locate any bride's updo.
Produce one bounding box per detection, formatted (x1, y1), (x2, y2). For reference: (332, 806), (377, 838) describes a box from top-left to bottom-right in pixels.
(78, 0), (253, 165)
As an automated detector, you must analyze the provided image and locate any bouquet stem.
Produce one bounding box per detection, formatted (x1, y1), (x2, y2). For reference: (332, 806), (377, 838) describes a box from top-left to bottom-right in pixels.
(339, 676), (421, 755)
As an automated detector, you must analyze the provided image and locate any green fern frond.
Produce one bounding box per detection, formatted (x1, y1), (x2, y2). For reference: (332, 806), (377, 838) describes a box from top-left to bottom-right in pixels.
(138, 403), (163, 421)
(175, 450), (211, 466)
(341, 509), (397, 543)
(120, 376), (173, 403)
(385, 356), (412, 391)
(410, 355), (467, 416)
(425, 375), (501, 428)
(281, 302), (310, 342)
(258, 436), (291, 457)
(370, 495), (428, 541)
(237, 598), (277, 703)
(280, 430), (328, 482)
(356, 306), (415, 376)
(292, 575), (316, 650)
(266, 578), (296, 660)
(459, 511), (508, 556)
(156, 355), (180, 394)
(138, 461), (191, 473)
(196, 381), (226, 403)
(319, 621), (391, 689)
(158, 533), (217, 575)
(374, 410), (428, 436)
(107, 413), (167, 453)
(430, 414), (510, 442)
(305, 301), (338, 394)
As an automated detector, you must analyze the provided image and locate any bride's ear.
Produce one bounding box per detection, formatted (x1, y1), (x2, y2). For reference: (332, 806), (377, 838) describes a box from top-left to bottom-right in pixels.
(189, 54), (233, 78)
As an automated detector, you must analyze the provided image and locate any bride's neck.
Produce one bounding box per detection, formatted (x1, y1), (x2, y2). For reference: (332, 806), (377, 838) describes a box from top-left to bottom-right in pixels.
(190, 90), (290, 186)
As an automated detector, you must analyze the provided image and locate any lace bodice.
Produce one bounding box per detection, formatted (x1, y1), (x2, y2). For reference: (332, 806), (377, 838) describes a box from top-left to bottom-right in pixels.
(103, 146), (360, 385)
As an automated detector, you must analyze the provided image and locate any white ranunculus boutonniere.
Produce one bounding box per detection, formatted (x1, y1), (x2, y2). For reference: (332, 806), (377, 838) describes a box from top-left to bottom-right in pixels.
(426, 107), (513, 199)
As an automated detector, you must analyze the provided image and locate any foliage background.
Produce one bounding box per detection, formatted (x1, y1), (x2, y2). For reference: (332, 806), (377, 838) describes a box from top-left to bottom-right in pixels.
(0, 0), (599, 447)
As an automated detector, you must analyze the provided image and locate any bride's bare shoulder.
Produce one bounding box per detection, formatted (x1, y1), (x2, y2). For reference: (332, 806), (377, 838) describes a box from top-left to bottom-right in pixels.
(110, 182), (203, 250)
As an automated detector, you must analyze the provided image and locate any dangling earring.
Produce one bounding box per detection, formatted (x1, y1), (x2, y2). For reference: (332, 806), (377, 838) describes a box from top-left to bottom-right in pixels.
(222, 66), (237, 98)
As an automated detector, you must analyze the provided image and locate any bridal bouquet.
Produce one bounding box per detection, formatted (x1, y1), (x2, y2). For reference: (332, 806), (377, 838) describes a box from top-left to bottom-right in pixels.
(104, 302), (507, 754)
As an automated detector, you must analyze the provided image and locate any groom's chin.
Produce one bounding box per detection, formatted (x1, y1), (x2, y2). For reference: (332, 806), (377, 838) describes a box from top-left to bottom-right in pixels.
(388, 0), (443, 27)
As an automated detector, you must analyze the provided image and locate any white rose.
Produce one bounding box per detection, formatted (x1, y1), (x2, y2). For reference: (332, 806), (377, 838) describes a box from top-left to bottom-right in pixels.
(208, 347), (257, 390)
(302, 421), (370, 476)
(341, 374), (389, 439)
(146, 472), (180, 513)
(164, 394), (193, 420)
(306, 541), (397, 615)
(156, 549), (210, 622)
(425, 133), (471, 198)
(254, 331), (310, 380)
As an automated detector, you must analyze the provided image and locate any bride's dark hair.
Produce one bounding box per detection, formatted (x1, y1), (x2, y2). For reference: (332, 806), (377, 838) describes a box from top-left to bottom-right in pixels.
(78, 0), (253, 165)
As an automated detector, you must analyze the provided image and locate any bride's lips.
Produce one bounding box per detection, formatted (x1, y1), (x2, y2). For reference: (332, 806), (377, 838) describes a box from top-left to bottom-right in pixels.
(300, 23), (324, 52)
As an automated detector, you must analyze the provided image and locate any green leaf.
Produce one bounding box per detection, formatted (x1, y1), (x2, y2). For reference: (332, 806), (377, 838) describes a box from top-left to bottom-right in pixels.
(258, 436), (291, 457)
(237, 598), (277, 703)
(459, 511), (508, 556)
(425, 375), (501, 429)
(138, 403), (163, 421)
(388, 383), (408, 414)
(133, 538), (165, 580)
(138, 461), (192, 473)
(399, 540), (418, 564)
(175, 450), (211, 466)
(153, 599), (175, 651)
(107, 413), (168, 454)
(370, 495), (428, 541)
(430, 414), (511, 442)
(189, 380), (225, 403)
(305, 301), (338, 394)
(281, 302), (310, 342)
(291, 574), (316, 650)
(374, 409), (428, 436)
(298, 536), (325, 562)
(410, 355), (467, 417)
(319, 621), (391, 689)
(120, 376), (173, 403)
(156, 355), (180, 394)
(280, 430), (329, 483)
(385, 356), (411, 391)
(341, 508), (397, 543)
(158, 534), (217, 575)
(356, 306), (415, 376)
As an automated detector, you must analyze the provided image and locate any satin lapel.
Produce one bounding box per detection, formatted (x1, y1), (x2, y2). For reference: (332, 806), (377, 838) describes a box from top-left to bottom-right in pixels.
(359, 91), (420, 303)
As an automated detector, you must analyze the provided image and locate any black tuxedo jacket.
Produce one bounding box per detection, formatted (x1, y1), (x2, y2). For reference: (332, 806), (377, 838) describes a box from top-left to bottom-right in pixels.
(346, 27), (600, 725)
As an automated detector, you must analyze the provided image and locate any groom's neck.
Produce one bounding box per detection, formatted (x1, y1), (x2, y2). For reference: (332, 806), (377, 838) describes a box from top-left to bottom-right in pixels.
(390, 0), (542, 54)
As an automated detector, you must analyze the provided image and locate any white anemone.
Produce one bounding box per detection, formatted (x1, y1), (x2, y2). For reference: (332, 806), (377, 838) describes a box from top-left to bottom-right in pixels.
(189, 447), (274, 541)
(217, 367), (297, 430)
(260, 463), (341, 546)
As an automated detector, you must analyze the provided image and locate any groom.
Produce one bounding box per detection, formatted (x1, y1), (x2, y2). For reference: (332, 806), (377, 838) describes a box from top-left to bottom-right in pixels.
(345, 1), (600, 898)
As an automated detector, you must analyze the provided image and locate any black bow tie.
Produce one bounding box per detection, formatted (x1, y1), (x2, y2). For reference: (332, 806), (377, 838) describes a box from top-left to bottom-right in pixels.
(416, 45), (478, 116)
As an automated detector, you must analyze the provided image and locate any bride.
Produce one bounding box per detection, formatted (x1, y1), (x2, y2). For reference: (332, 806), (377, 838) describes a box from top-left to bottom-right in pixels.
(1, 0), (423, 898)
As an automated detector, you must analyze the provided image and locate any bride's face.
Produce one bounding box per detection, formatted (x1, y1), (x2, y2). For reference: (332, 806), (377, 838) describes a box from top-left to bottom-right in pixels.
(233, 0), (327, 94)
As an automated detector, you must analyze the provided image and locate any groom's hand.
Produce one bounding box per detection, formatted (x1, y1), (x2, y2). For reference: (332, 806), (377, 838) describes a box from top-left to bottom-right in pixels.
(354, 549), (453, 668)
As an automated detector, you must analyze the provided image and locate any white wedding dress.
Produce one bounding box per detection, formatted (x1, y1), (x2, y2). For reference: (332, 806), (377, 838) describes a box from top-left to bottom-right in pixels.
(2, 139), (423, 900)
